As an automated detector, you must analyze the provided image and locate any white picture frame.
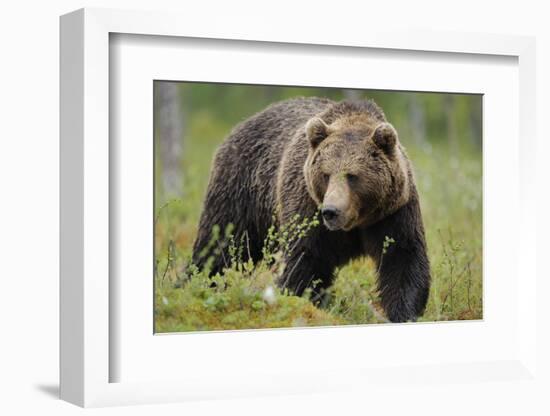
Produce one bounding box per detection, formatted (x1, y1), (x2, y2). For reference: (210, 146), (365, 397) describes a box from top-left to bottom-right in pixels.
(60, 8), (538, 408)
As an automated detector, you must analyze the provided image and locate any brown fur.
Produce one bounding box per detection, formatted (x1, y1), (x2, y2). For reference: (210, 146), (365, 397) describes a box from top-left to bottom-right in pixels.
(192, 97), (431, 322)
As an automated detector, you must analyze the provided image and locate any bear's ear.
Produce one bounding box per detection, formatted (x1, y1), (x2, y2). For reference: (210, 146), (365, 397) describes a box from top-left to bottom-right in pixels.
(372, 122), (398, 154)
(305, 117), (330, 148)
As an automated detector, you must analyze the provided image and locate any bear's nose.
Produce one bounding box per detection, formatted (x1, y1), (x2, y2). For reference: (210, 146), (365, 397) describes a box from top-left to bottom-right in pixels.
(321, 206), (339, 222)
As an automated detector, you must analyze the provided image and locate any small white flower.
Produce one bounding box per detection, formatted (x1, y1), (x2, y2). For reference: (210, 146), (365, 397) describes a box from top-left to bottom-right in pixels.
(162, 296), (169, 306)
(262, 286), (276, 305)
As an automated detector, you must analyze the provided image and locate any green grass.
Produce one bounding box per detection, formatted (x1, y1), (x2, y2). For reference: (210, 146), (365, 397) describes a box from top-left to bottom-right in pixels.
(154, 97), (482, 332)
(155, 260), (342, 332)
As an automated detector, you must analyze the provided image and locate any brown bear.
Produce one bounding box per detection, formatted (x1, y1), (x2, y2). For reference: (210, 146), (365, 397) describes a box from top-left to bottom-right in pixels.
(192, 97), (430, 323)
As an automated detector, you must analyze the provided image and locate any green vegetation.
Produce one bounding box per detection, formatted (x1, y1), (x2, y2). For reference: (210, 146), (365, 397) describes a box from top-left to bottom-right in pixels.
(155, 214), (342, 332)
(154, 83), (482, 332)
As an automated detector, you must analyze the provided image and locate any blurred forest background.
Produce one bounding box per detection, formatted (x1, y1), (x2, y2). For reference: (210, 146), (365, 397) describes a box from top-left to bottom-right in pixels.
(154, 82), (482, 332)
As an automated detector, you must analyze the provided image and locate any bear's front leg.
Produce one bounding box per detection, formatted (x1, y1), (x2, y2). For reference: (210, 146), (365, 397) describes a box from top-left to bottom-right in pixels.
(278, 231), (335, 303)
(368, 199), (431, 323)
(278, 241), (336, 302)
(376, 241), (430, 322)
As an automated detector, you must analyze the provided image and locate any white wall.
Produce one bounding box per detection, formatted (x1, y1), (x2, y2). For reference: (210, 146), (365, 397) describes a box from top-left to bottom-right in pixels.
(1, 1), (548, 414)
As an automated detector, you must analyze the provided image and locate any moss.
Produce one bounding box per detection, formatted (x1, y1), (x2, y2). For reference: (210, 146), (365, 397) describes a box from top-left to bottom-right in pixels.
(155, 284), (339, 332)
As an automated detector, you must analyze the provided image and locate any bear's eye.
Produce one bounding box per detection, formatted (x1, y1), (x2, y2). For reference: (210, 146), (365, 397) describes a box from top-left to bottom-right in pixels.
(323, 173), (330, 183)
(346, 174), (359, 184)
(371, 151), (380, 158)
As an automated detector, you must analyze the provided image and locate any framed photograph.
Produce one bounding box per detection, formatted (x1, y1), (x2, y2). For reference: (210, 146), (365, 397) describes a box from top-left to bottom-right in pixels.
(152, 81), (483, 332)
(60, 8), (538, 407)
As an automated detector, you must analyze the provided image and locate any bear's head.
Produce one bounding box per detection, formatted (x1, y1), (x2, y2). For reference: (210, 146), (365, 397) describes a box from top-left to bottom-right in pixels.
(303, 115), (411, 231)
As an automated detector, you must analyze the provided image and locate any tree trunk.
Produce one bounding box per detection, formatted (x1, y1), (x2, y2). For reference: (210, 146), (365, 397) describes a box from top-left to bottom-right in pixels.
(444, 95), (458, 153)
(156, 82), (184, 201)
(408, 94), (426, 146)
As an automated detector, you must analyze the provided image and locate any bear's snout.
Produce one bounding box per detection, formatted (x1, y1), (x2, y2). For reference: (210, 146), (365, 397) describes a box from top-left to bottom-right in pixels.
(321, 206), (340, 222)
(322, 177), (353, 230)
(321, 205), (346, 231)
